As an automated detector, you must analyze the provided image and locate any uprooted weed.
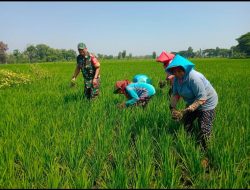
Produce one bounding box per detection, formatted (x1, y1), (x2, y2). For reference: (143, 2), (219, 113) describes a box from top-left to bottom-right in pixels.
(0, 69), (31, 89)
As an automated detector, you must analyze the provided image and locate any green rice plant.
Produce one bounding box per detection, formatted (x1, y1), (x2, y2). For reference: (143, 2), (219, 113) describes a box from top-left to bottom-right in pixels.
(0, 58), (249, 188)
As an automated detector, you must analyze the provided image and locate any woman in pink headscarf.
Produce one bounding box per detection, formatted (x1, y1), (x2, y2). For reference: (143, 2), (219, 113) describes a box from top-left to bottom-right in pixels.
(156, 51), (175, 98)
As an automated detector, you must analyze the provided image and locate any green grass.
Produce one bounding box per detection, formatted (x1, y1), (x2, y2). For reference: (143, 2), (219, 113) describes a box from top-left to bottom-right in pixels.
(0, 58), (249, 188)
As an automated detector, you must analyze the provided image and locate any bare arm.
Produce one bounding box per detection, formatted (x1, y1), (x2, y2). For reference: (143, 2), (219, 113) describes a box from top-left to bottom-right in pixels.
(94, 66), (100, 79)
(72, 66), (81, 80)
(169, 94), (180, 110)
(92, 56), (100, 87)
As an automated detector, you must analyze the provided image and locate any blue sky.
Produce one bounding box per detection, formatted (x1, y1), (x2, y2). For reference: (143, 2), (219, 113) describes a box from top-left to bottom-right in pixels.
(1, 1), (250, 56)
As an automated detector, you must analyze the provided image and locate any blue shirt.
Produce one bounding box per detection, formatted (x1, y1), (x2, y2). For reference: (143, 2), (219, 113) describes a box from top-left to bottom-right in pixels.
(125, 83), (156, 107)
(173, 69), (218, 111)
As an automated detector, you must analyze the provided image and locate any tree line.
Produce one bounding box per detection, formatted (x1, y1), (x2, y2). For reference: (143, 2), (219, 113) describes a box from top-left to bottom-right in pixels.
(0, 44), (76, 64)
(0, 32), (249, 64)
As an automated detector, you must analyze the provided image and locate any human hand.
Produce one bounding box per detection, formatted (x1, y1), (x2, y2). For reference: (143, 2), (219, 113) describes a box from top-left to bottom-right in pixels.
(171, 109), (184, 121)
(70, 78), (76, 87)
(93, 78), (98, 88)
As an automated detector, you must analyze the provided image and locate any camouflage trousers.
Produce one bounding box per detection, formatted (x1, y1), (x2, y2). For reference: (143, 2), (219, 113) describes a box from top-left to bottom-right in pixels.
(84, 78), (100, 99)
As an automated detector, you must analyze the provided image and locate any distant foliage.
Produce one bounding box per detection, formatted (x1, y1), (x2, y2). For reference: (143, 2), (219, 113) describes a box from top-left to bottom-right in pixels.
(2, 32), (250, 64)
(0, 41), (8, 64)
(4, 44), (77, 64)
(236, 32), (250, 56)
(152, 51), (156, 59)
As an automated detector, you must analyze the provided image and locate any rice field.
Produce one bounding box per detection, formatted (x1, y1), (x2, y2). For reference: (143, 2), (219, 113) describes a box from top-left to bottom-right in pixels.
(0, 58), (249, 188)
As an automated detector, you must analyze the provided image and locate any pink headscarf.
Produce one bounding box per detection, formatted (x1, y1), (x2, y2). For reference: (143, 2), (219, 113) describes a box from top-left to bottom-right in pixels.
(156, 51), (175, 68)
(114, 80), (131, 96)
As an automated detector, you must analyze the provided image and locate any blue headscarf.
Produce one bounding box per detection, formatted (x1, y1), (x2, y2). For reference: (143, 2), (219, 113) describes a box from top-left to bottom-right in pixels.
(132, 74), (152, 84)
(166, 54), (195, 75)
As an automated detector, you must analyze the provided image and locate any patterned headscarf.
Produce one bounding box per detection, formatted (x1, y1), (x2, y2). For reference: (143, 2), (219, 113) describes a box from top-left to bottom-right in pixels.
(113, 80), (131, 95)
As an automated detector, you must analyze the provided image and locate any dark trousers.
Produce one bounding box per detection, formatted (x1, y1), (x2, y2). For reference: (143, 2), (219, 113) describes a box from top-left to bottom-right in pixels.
(133, 96), (152, 108)
(183, 109), (216, 150)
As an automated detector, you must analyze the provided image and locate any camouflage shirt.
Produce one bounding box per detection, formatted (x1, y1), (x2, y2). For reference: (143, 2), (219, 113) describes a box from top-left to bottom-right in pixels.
(77, 52), (100, 80)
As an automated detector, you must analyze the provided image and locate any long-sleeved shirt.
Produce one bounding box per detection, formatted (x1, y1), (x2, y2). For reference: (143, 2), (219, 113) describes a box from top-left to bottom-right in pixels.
(172, 69), (218, 110)
(125, 83), (156, 107)
(166, 54), (218, 111)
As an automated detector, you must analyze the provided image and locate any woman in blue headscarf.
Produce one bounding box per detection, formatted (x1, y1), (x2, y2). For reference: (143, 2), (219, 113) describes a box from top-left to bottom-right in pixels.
(113, 80), (156, 109)
(166, 54), (218, 151)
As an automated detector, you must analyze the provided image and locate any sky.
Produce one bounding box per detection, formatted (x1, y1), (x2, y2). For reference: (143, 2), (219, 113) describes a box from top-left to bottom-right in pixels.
(1, 1), (250, 56)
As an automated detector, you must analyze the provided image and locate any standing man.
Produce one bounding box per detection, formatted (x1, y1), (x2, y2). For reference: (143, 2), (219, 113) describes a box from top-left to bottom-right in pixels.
(71, 43), (100, 99)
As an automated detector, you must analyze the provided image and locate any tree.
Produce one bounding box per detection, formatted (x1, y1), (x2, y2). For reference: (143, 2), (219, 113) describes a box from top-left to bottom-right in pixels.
(65, 49), (77, 61)
(203, 48), (216, 57)
(219, 48), (230, 58)
(152, 51), (156, 59)
(6, 54), (16, 64)
(187, 46), (195, 58)
(229, 46), (246, 58)
(128, 53), (132, 59)
(5, 43), (77, 63)
(0, 41), (8, 64)
(122, 50), (126, 59)
(46, 48), (58, 62)
(195, 48), (203, 58)
(36, 44), (50, 61)
(107, 55), (113, 59)
(215, 47), (220, 57)
(25, 45), (37, 63)
(236, 32), (250, 56)
(13, 49), (21, 63)
(118, 52), (122, 59)
(59, 49), (76, 61)
(97, 54), (103, 59)
(178, 50), (187, 58)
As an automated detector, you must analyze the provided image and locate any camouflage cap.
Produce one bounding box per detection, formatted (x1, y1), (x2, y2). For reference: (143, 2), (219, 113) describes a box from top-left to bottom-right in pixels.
(78, 43), (87, 50)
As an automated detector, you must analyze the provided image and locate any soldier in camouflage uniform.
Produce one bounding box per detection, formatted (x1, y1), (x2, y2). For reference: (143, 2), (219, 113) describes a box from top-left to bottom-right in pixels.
(71, 43), (100, 99)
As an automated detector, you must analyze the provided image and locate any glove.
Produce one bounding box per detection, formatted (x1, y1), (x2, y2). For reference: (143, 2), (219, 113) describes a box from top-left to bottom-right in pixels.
(171, 109), (183, 121)
(158, 80), (167, 88)
(171, 109), (189, 121)
(186, 100), (204, 112)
